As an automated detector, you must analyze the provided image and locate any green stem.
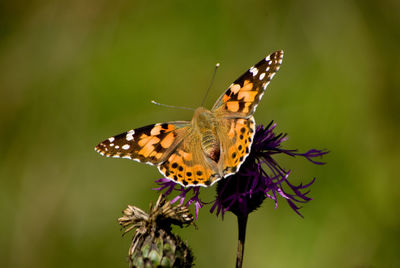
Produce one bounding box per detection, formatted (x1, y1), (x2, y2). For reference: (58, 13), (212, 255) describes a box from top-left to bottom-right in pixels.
(236, 214), (248, 268)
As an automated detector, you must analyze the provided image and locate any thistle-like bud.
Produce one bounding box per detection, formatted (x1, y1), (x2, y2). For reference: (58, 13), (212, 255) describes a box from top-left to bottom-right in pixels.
(118, 194), (194, 268)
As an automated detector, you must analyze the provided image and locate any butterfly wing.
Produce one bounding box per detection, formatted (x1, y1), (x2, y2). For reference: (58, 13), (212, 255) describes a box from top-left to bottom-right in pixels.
(95, 121), (220, 187)
(158, 130), (221, 187)
(215, 116), (256, 177)
(212, 50), (283, 117)
(95, 121), (191, 165)
(212, 51), (283, 177)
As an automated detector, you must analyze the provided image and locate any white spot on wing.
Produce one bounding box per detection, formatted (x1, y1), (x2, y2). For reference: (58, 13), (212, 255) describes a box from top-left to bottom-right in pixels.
(108, 137), (115, 142)
(259, 73), (265, 80)
(122, 144), (130, 150)
(249, 67), (258, 76)
(115, 145), (120, 149)
(126, 130), (135, 141)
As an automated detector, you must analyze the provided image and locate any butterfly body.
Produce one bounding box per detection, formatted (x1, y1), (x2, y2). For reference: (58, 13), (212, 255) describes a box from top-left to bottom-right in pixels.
(95, 50), (284, 187)
(192, 107), (220, 161)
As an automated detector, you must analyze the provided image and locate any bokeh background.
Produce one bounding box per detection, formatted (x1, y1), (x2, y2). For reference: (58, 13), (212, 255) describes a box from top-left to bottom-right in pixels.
(1, 0), (399, 267)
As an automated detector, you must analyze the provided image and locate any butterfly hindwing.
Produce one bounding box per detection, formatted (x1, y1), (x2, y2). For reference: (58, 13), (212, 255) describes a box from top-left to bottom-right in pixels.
(95, 122), (190, 165)
(158, 131), (221, 187)
(217, 116), (256, 177)
(212, 50), (283, 117)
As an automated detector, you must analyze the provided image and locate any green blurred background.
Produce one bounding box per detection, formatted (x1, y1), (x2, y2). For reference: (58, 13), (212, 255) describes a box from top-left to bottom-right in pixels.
(1, 0), (399, 267)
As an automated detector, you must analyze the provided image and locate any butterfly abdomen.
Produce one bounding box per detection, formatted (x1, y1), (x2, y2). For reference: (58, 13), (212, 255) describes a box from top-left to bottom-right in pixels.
(201, 131), (220, 162)
(192, 107), (221, 163)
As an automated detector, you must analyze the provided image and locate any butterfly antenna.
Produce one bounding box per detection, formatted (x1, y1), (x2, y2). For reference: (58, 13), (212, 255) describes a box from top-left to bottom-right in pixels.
(200, 62), (220, 107)
(151, 100), (195, 111)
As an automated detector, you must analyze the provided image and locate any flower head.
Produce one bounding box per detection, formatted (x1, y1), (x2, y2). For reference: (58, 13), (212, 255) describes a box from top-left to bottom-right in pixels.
(210, 122), (327, 218)
(155, 121), (328, 219)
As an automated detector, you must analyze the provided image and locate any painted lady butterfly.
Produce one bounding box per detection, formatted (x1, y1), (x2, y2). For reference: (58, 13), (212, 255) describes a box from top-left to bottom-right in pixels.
(95, 50), (283, 187)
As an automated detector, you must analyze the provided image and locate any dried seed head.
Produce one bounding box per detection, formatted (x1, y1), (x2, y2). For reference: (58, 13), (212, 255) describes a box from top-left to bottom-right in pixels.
(118, 194), (194, 268)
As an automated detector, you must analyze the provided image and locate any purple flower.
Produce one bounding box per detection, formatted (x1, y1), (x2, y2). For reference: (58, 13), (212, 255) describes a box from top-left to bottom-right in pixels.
(155, 121), (328, 219)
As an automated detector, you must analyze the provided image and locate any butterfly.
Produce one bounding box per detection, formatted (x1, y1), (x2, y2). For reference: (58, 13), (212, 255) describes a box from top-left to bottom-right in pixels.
(95, 50), (283, 187)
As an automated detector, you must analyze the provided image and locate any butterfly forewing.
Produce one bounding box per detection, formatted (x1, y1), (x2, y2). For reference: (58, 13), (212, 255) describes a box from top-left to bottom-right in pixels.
(212, 50), (283, 117)
(95, 122), (190, 165)
(211, 50), (283, 179)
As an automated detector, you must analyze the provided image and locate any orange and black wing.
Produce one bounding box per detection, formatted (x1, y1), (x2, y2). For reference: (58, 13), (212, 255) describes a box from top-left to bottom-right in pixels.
(95, 122), (221, 187)
(95, 122), (190, 165)
(212, 50), (283, 117)
(216, 116), (256, 177)
(157, 130), (221, 187)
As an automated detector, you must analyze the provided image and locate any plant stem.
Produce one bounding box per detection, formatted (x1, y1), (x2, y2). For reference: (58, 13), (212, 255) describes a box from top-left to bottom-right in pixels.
(236, 214), (248, 268)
